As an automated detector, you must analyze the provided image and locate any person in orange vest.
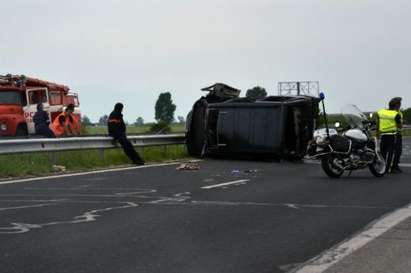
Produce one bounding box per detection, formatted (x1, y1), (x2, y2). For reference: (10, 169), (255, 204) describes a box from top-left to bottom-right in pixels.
(108, 103), (145, 165)
(53, 104), (80, 136)
(51, 115), (69, 137)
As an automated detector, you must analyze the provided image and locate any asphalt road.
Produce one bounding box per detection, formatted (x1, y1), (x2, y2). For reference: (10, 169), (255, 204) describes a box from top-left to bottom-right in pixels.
(401, 137), (411, 163)
(0, 158), (410, 273)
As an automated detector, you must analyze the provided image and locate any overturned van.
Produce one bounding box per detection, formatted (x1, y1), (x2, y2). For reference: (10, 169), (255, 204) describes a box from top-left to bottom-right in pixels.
(186, 83), (320, 159)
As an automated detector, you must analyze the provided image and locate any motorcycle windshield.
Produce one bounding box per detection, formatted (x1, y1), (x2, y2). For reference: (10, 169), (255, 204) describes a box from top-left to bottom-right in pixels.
(341, 104), (368, 129)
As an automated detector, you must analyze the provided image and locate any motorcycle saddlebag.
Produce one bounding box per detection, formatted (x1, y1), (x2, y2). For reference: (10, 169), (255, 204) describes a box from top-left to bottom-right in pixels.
(330, 135), (351, 153)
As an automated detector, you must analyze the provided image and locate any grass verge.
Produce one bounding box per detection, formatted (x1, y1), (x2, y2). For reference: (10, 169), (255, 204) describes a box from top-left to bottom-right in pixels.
(0, 145), (188, 179)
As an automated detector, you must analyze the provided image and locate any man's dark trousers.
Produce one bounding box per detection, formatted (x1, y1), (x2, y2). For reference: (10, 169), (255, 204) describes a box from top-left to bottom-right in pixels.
(111, 132), (143, 164)
(380, 134), (401, 172)
(393, 134), (402, 169)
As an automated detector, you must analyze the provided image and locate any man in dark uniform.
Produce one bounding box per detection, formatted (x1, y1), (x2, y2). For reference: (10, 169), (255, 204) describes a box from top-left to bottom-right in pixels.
(33, 103), (55, 138)
(108, 103), (145, 165)
(377, 97), (403, 173)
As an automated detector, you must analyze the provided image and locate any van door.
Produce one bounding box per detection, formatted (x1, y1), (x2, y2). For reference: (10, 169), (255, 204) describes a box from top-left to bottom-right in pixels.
(23, 88), (50, 134)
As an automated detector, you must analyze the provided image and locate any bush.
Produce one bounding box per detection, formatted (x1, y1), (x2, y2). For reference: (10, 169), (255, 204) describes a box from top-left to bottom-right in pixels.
(403, 108), (411, 124)
(149, 121), (171, 134)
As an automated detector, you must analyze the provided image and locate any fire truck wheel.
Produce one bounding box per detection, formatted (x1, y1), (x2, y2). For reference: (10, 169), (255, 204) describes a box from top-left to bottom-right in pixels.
(15, 125), (28, 137)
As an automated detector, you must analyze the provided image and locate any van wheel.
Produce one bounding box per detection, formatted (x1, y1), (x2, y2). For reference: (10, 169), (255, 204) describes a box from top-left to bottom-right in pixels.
(15, 125), (28, 137)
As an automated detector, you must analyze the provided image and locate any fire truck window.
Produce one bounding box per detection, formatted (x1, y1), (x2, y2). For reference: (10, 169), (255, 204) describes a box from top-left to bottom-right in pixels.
(49, 91), (62, 105)
(73, 96), (80, 107)
(28, 90), (47, 105)
(0, 91), (22, 104)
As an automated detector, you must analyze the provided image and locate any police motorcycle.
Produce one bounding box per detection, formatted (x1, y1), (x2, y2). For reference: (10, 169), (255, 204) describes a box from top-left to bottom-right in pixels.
(308, 94), (386, 178)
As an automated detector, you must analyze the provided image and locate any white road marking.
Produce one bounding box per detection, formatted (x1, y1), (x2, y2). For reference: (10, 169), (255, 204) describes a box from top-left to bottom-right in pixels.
(0, 162), (182, 186)
(0, 203), (54, 211)
(23, 187), (154, 191)
(292, 203), (411, 273)
(188, 201), (390, 210)
(284, 204), (300, 210)
(201, 179), (250, 190)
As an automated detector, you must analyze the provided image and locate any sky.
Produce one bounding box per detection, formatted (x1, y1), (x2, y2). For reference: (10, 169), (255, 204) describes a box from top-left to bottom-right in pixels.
(1, 0), (410, 122)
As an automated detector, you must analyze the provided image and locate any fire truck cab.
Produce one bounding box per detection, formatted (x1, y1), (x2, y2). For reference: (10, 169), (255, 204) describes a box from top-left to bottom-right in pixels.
(0, 74), (81, 137)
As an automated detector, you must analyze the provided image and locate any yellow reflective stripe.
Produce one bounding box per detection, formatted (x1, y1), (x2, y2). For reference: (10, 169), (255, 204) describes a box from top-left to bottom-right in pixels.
(380, 131), (398, 135)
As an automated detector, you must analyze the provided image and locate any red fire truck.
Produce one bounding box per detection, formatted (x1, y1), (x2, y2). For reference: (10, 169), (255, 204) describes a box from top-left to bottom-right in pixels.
(0, 74), (81, 137)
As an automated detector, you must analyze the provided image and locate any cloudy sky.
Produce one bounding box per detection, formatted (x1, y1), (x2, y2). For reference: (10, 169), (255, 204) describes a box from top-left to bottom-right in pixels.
(1, 0), (410, 122)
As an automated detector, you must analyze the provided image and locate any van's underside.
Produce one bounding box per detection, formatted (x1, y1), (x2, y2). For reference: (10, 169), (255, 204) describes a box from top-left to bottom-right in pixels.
(186, 83), (320, 159)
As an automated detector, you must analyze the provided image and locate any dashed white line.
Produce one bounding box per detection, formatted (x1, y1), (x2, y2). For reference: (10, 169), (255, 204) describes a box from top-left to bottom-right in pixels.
(201, 179), (250, 190)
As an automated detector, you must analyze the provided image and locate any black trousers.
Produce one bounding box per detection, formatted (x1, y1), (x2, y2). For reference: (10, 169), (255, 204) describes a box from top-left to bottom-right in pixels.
(35, 125), (55, 138)
(380, 134), (402, 171)
(111, 132), (144, 164)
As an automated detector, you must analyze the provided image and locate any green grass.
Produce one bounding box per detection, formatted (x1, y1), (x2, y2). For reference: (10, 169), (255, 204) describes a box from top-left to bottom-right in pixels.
(0, 145), (188, 179)
(84, 123), (185, 135)
(403, 128), (411, 137)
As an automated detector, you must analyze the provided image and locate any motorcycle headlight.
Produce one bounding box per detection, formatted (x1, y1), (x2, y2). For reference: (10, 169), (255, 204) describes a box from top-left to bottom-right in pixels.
(0, 123), (7, 131)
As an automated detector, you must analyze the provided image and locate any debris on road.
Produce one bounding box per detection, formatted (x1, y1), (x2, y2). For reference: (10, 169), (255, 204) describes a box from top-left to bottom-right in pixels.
(231, 169), (259, 175)
(176, 162), (200, 171)
(52, 165), (67, 172)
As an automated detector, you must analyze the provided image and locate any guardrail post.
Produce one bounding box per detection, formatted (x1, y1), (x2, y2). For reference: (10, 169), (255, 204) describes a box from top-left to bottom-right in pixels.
(48, 152), (58, 166)
(98, 148), (105, 161)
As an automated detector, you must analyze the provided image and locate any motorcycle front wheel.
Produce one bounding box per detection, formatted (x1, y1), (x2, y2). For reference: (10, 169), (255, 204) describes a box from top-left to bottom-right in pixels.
(321, 155), (344, 178)
(369, 153), (386, 178)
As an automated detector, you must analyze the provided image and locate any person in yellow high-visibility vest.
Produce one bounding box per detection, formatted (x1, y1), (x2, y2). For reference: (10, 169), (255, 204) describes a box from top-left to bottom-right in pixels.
(377, 97), (403, 173)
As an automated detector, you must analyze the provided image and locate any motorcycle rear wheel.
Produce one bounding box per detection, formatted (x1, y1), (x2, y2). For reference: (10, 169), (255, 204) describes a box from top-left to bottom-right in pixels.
(321, 156), (344, 178)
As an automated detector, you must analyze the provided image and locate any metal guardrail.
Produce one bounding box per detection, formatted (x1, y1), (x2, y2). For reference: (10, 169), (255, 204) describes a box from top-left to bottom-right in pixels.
(0, 134), (186, 155)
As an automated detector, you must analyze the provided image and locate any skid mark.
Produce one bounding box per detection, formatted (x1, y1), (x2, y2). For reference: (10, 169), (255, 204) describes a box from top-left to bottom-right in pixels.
(0, 186), (191, 235)
(148, 192), (191, 204)
(0, 202), (138, 234)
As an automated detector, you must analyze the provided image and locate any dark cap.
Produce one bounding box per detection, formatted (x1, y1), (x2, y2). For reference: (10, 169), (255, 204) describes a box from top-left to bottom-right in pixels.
(389, 97), (402, 109)
(114, 103), (124, 112)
